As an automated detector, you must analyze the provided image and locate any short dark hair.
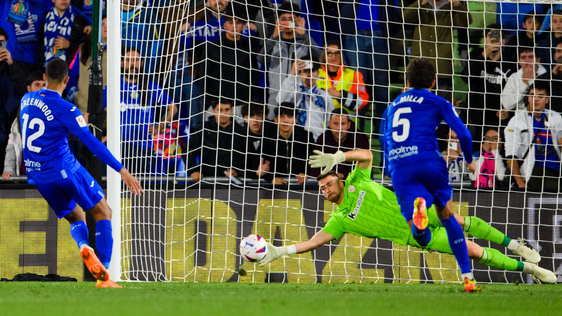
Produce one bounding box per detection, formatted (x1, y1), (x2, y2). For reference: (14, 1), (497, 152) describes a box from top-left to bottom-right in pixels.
(0, 26), (8, 40)
(122, 45), (141, 57)
(523, 11), (541, 24)
(241, 101), (267, 117)
(45, 59), (69, 83)
(406, 58), (435, 89)
(553, 9), (562, 16)
(27, 70), (45, 86)
(518, 46), (535, 58)
(276, 102), (296, 117)
(277, 2), (300, 18)
(210, 97), (234, 109)
(329, 108), (350, 121)
(316, 170), (340, 182)
(528, 80), (550, 96)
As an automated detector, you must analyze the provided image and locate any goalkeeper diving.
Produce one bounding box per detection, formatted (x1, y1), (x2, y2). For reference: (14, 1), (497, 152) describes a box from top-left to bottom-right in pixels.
(259, 149), (557, 285)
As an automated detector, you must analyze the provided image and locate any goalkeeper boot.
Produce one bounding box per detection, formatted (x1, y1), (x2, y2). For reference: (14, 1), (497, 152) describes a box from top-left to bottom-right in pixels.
(97, 279), (122, 288)
(512, 238), (541, 264)
(80, 245), (109, 282)
(530, 264), (557, 284)
(413, 197), (429, 230)
(464, 277), (482, 292)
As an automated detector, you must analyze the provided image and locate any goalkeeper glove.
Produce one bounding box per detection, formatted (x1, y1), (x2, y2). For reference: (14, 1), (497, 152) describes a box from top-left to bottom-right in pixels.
(259, 243), (289, 266)
(308, 150), (345, 175)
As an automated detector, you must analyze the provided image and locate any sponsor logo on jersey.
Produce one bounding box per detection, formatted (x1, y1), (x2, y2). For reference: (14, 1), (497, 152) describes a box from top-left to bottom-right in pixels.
(90, 181), (95, 187)
(76, 115), (87, 128)
(71, 106), (76, 112)
(347, 191), (365, 220)
(388, 145), (419, 160)
(348, 185), (355, 193)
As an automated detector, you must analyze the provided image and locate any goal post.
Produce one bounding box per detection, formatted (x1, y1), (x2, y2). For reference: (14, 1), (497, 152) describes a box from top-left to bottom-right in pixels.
(107, 0), (562, 283)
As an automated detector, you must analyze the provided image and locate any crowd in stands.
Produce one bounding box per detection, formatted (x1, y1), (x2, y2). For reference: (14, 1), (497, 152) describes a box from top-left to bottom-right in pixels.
(1, 1), (562, 192)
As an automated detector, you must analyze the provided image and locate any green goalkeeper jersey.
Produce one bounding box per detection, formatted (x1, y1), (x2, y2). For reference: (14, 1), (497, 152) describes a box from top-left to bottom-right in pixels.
(321, 166), (422, 248)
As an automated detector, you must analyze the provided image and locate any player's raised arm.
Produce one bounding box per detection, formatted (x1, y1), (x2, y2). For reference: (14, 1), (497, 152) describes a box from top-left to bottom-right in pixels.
(440, 102), (476, 171)
(309, 149), (372, 175)
(259, 230), (334, 266)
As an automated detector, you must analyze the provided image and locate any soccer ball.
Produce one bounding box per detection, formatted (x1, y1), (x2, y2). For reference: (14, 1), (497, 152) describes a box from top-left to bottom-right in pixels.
(240, 234), (268, 262)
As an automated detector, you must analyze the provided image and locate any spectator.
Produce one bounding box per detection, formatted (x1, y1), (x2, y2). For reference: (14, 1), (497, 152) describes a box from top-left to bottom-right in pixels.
(468, 128), (507, 188)
(187, 97), (242, 182)
(317, 40), (369, 121)
(277, 58), (334, 141)
(403, 0), (471, 91)
(461, 24), (513, 143)
(0, 27), (29, 166)
(258, 1), (321, 119)
(0, 0), (51, 75)
(104, 46), (178, 175)
(200, 11), (262, 117)
(310, 109), (370, 179)
(502, 48), (547, 113)
(75, 15), (107, 118)
(504, 11), (544, 68)
(39, 0), (91, 66)
(232, 102), (270, 181)
(442, 129), (469, 182)
(262, 103), (313, 185)
(541, 42), (562, 113)
(2, 70), (45, 181)
(537, 9), (562, 66)
(340, 0), (400, 130)
(505, 81), (562, 192)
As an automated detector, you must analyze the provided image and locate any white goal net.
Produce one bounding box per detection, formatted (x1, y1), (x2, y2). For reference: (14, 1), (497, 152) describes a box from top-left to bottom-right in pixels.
(106, 0), (562, 283)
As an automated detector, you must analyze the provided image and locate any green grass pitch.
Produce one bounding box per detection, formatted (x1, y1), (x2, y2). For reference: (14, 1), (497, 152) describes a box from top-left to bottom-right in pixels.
(0, 282), (559, 316)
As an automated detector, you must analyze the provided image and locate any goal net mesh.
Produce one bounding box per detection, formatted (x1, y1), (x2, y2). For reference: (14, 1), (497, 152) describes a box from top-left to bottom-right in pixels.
(112, 0), (562, 283)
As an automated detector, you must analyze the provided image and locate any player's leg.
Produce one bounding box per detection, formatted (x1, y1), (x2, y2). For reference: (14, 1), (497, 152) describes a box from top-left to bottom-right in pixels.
(454, 214), (540, 263)
(69, 166), (120, 287)
(468, 241), (556, 284)
(434, 199), (475, 285)
(391, 168), (433, 247)
(36, 180), (109, 282)
(36, 182), (90, 249)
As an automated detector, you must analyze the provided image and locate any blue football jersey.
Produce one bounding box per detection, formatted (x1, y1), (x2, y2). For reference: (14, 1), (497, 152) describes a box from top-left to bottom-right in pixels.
(383, 88), (473, 172)
(20, 88), (89, 185)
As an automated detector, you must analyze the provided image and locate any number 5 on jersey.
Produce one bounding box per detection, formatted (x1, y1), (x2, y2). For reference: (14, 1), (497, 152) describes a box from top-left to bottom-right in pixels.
(22, 113), (45, 153)
(391, 107), (412, 142)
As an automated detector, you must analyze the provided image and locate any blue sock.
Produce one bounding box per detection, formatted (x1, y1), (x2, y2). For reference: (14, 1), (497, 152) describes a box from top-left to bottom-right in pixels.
(95, 220), (113, 269)
(440, 216), (471, 274)
(70, 221), (89, 249)
(411, 225), (432, 247)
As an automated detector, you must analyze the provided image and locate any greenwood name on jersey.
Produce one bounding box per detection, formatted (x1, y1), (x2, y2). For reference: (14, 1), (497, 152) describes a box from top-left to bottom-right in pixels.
(20, 89), (89, 185)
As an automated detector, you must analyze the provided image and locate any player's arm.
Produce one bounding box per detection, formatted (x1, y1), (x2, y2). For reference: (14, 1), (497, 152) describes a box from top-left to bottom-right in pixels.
(259, 230), (334, 266)
(77, 132), (143, 195)
(309, 149), (372, 175)
(440, 101), (475, 171)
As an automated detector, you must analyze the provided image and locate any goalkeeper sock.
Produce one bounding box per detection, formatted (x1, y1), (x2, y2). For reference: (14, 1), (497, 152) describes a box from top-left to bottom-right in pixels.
(478, 247), (524, 272)
(440, 215), (472, 275)
(70, 221), (89, 249)
(95, 220), (113, 269)
(463, 216), (511, 247)
(411, 225), (432, 247)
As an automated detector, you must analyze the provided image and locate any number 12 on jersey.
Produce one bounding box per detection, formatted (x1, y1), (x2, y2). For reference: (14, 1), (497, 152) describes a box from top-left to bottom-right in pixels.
(391, 107), (412, 142)
(21, 113), (45, 153)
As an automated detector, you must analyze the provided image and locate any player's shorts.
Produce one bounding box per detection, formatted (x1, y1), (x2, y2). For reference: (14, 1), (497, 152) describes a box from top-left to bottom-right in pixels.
(391, 159), (453, 222)
(36, 165), (105, 219)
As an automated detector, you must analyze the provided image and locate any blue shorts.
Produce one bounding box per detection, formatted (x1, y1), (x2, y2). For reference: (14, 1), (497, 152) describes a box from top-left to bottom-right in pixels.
(36, 166), (105, 219)
(390, 159), (452, 222)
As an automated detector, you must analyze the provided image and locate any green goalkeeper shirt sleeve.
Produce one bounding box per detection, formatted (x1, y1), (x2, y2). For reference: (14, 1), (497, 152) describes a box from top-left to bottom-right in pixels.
(322, 217), (346, 241)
